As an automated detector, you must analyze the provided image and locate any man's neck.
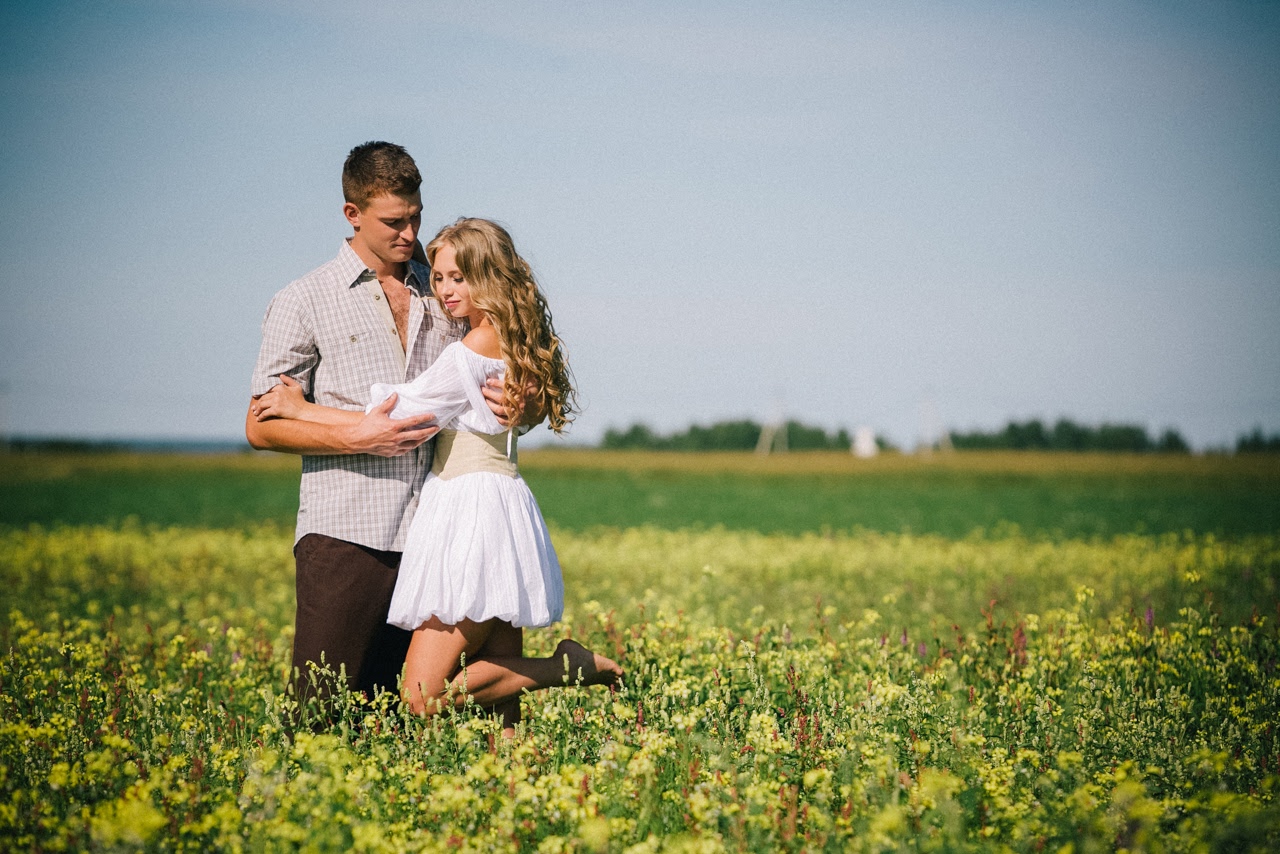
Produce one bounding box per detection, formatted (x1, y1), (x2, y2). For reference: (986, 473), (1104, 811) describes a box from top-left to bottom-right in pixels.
(349, 239), (406, 281)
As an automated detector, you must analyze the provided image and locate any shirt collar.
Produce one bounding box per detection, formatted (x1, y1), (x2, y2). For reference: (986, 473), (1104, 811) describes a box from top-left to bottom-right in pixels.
(406, 259), (430, 296)
(338, 240), (429, 296)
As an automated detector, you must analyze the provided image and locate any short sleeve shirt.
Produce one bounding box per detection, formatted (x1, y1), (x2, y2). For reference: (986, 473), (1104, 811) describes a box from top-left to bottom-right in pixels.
(251, 241), (467, 550)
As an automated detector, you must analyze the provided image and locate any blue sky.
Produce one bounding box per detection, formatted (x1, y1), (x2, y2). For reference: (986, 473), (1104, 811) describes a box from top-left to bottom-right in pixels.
(1, 1), (1277, 449)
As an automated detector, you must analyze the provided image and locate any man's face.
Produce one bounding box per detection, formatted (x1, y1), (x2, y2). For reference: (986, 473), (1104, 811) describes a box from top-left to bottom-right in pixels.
(346, 191), (422, 269)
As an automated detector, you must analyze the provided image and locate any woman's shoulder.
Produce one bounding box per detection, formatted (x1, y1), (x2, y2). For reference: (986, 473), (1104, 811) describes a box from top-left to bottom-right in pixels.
(461, 325), (503, 361)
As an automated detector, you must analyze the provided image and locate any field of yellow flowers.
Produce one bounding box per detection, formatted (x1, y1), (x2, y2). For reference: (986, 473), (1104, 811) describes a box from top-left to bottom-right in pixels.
(4, 509), (1280, 850)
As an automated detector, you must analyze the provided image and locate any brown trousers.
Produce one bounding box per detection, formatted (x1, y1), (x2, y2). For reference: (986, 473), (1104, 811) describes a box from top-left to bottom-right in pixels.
(291, 533), (412, 719)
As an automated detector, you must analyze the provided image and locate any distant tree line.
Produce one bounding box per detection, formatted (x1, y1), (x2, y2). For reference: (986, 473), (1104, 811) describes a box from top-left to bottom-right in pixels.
(6, 423), (1277, 456)
(3, 437), (251, 454)
(601, 418), (1280, 454)
(948, 419), (1190, 453)
(6, 437), (132, 454)
(601, 420), (854, 452)
(1237, 428), (1280, 454)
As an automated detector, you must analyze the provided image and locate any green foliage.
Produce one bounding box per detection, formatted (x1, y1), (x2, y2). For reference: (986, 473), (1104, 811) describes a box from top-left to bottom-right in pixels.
(1156, 428), (1190, 453)
(2, 525), (1280, 850)
(2, 452), (1279, 848)
(1239, 428), (1280, 454)
(522, 455), (1280, 539)
(0, 453), (302, 529)
(6, 450), (1279, 539)
(950, 418), (1191, 453)
(602, 420), (851, 452)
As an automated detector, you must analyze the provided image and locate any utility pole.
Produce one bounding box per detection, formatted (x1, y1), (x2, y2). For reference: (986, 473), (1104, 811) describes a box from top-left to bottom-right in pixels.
(0, 381), (10, 453)
(755, 395), (788, 455)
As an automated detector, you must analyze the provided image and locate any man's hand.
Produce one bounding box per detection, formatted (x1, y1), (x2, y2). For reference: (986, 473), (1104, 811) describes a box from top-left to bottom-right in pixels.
(481, 378), (545, 428)
(245, 392), (439, 456)
(350, 395), (440, 456)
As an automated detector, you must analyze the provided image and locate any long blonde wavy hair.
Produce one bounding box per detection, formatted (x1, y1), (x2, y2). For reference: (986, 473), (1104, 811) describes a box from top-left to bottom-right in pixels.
(425, 218), (577, 432)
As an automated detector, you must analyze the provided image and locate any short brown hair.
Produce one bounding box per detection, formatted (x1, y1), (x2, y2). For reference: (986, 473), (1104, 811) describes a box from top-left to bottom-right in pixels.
(342, 141), (421, 208)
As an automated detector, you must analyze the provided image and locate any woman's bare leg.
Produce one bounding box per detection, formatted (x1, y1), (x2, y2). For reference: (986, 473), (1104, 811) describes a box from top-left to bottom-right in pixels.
(403, 617), (625, 718)
(402, 616), (493, 715)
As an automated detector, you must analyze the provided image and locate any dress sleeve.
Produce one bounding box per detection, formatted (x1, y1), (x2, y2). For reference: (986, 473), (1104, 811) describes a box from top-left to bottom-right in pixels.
(367, 343), (499, 428)
(453, 345), (505, 421)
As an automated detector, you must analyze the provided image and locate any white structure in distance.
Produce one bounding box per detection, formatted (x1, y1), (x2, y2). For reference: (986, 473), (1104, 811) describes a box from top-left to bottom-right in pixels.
(853, 426), (878, 458)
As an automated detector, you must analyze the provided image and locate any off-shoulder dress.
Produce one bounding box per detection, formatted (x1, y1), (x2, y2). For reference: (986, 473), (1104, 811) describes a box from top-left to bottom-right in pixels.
(368, 340), (564, 630)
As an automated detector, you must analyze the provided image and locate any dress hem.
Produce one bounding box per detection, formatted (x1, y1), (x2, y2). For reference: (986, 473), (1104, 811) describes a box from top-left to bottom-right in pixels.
(388, 609), (561, 631)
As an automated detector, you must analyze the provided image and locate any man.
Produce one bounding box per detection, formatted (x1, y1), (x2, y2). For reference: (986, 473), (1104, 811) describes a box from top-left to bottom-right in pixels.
(249, 142), (622, 731)
(246, 141), (496, 713)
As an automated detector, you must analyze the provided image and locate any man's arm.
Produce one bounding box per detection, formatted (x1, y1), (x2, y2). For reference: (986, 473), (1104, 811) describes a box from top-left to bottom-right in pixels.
(245, 392), (438, 456)
(248, 285), (440, 456)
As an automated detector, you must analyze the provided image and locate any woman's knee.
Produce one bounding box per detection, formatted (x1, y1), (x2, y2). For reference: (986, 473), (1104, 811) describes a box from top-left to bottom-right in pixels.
(403, 677), (464, 716)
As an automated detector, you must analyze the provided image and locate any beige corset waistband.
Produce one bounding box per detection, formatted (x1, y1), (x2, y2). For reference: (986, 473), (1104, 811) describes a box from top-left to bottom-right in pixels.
(431, 429), (518, 480)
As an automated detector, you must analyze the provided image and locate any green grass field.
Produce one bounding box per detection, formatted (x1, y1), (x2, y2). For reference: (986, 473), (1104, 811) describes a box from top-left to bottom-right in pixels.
(3, 449), (1280, 851)
(3, 449), (1278, 537)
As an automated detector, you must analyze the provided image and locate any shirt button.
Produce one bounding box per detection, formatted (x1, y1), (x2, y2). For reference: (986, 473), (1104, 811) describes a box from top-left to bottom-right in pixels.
(349, 335), (357, 342)
(374, 294), (381, 300)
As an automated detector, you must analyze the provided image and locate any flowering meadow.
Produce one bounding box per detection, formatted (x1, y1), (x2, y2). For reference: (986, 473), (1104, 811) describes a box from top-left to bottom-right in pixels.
(3, 452), (1280, 851)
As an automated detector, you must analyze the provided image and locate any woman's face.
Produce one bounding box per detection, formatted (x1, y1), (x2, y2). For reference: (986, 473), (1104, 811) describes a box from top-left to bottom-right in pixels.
(431, 243), (477, 321)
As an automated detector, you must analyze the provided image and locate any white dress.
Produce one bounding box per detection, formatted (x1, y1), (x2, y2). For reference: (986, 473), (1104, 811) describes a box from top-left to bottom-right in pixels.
(371, 341), (564, 630)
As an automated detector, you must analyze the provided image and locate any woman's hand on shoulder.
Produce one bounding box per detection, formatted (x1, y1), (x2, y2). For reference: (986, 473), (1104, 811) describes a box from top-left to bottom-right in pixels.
(462, 325), (502, 360)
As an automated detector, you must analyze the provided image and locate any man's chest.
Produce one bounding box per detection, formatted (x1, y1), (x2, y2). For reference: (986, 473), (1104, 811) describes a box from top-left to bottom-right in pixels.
(310, 286), (461, 392)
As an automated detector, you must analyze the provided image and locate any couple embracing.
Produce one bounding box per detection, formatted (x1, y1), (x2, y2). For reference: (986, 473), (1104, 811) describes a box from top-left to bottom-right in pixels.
(246, 141), (620, 734)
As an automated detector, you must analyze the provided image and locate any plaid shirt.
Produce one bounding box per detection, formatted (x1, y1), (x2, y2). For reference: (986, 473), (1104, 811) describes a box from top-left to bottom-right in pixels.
(252, 241), (466, 550)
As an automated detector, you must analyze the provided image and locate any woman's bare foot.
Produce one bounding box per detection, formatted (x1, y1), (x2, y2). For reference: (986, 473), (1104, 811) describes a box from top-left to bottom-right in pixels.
(555, 639), (623, 687)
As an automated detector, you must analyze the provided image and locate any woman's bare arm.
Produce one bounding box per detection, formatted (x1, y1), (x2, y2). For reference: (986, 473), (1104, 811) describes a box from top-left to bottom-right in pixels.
(253, 375), (362, 426)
